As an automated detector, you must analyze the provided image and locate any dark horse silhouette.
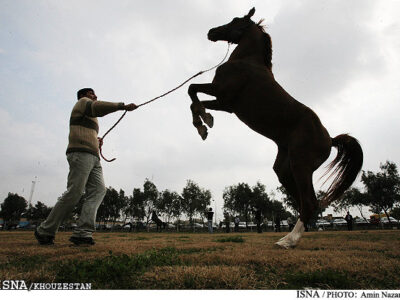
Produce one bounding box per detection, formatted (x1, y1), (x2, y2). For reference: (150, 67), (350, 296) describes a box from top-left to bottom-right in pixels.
(188, 8), (363, 248)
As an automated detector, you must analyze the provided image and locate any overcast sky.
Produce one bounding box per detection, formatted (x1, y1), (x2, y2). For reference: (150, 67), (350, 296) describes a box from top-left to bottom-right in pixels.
(1, 0), (399, 220)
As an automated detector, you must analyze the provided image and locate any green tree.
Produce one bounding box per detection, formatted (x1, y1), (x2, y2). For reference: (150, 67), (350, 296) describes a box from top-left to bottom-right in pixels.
(270, 200), (289, 219)
(332, 187), (369, 221)
(142, 179), (159, 227)
(98, 187), (128, 224)
(157, 189), (181, 223)
(391, 206), (400, 220)
(116, 189), (129, 222)
(250, 182), (273, 221)
(171, 194), (183, 231)
(125, 188), (146, 222)
(198, 189), (212, 222)
(25, 201), (52, 224)
(223, 182), (274, 226)
(97, 187), (123, 224)
(0, 193), (27, 227)
(223, 183), (253, 224)
(362, 161), (400, 224)
(97, 189), (113, 223)
(181, 180), (212, 229)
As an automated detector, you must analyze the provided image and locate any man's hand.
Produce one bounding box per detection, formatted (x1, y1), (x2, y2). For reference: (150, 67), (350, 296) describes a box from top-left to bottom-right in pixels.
(124, 103), (138, 111)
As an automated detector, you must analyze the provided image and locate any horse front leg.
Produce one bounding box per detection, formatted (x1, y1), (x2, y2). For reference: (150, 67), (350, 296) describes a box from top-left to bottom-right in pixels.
(201, 100), (233, 113)
(188, 83), (217, 140)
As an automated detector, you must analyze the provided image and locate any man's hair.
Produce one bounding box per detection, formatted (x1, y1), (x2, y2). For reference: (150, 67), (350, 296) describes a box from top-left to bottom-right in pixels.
(77, 88), (94, 100)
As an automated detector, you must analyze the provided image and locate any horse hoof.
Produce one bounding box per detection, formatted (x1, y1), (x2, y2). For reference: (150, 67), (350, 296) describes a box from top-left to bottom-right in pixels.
(275, 240), (291, 249)
(278, 235), (288, 242)
(202, 113), (214, 128)
(197, 125), (208, 140)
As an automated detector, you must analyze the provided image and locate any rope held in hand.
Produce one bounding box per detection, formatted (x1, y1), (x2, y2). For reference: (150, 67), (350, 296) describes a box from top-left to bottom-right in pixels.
(99, 43), (231, 162)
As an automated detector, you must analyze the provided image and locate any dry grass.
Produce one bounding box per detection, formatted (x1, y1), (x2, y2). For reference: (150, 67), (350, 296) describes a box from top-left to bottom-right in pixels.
(0, 230), (399, 289)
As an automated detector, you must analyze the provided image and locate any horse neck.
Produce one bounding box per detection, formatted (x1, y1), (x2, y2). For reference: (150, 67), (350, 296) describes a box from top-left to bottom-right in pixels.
(228, 25), (267, 66)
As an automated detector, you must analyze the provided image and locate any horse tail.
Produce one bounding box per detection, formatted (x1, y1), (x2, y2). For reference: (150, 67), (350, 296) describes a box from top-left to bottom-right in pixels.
(320, 134), (363, 208)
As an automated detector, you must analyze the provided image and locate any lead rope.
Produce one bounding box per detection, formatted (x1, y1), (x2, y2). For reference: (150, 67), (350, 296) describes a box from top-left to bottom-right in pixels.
(99, 43), (231, 162)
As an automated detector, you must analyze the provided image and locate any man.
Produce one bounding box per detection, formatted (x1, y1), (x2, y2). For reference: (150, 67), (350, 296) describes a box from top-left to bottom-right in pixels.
(224, 212), (230, 233)
(345, 211), (353, 231)
(34, 88), (137, 246)
(207, 208), (214, 233)
(234, 215), (240, 232)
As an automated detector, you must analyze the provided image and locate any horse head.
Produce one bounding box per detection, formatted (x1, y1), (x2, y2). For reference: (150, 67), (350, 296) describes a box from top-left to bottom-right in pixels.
(208, 7), (256, 44)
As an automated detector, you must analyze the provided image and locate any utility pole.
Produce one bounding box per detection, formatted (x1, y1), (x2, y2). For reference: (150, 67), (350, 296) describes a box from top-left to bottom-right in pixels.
(214, 199), (217, 225)
(28, 176), (37, 207)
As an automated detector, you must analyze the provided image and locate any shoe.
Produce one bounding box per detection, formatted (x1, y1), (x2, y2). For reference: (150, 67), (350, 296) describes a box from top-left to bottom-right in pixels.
(34, 229), (54, 245)
(69, 236), (95, 246)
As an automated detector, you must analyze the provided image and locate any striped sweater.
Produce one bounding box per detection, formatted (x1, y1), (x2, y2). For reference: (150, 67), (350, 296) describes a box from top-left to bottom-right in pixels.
(66, 97), (125, 157)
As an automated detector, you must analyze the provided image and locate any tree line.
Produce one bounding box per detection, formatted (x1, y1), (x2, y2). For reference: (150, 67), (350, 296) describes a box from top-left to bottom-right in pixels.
(95, 179), (213, 228)
(1, 161), (399, 228)
(0, 178), (292, 229)
(0, 179), (213, 229)
(332, 161), (400, 224)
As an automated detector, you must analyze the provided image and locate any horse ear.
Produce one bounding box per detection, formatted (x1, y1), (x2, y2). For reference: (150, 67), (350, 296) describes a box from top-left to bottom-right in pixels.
(246, 7), (255, 18)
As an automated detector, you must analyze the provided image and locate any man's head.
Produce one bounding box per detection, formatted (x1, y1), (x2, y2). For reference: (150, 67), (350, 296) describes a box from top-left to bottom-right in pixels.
(77, 88), (97, 101)
(209, 208), (213, 211)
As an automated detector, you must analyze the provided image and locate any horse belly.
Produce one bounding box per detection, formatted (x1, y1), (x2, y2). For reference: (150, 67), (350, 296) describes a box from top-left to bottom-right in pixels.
(232, 87), (301, 142)
(235, 110), (279, 139)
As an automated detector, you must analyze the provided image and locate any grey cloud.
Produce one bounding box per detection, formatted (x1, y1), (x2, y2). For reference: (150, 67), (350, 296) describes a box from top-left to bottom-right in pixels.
(270, 0), (384, 105)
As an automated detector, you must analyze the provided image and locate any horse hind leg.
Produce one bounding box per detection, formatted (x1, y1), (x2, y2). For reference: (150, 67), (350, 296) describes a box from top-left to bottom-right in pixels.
(272, 151), (305, 249)
(276, 219), (306, 249)
(274, 187), (306, 248)
(276, 163), (318, 249)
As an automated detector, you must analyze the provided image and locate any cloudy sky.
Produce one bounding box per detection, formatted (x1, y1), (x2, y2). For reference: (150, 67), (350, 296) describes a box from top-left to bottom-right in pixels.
(1, 0), (399, 220)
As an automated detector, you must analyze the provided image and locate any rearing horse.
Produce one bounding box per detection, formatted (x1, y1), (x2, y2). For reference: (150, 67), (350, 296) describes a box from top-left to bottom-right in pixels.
(188, 8), (363, 248)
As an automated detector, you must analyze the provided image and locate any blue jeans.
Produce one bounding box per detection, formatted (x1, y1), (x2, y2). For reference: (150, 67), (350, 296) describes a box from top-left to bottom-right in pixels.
(37, 152), (106, 238)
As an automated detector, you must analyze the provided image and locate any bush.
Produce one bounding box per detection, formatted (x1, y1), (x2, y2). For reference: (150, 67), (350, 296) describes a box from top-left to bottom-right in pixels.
(215, 236), (244, 243)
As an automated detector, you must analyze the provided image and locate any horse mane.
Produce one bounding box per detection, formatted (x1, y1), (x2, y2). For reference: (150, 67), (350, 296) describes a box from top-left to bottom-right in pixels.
(256, 19), (273, 70)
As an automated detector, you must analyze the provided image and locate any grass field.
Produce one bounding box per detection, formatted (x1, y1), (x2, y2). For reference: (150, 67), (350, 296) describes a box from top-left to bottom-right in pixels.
(1, 230), (399, 289)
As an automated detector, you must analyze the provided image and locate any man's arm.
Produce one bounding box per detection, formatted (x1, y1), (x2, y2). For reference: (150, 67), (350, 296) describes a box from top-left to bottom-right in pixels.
(81, 98), (138, 117)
